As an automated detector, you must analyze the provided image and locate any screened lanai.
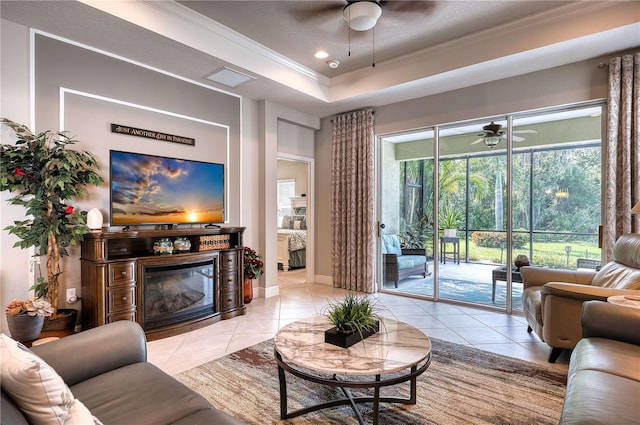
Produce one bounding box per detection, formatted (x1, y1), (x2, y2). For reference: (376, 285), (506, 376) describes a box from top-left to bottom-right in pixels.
(378, 102), (603, 312)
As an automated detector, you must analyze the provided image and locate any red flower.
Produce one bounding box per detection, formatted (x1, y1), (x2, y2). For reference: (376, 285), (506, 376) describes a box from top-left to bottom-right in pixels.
(65, 206), (74, 214)
(15, 167), (26, 176)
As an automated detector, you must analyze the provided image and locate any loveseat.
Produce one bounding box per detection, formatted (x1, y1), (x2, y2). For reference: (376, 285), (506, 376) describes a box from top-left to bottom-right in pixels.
(520, 232), (640, 362)
(381, 234), (430, 287)
(1, 320), (243, 425)
(559, 300), (640, 424)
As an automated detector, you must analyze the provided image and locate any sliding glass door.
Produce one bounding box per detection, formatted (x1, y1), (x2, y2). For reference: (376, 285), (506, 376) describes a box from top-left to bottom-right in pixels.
(378, 102), (603, 312)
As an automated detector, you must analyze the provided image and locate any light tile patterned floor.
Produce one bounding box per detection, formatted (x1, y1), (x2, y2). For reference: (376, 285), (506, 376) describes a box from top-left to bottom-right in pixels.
(147, 269), (570, 376)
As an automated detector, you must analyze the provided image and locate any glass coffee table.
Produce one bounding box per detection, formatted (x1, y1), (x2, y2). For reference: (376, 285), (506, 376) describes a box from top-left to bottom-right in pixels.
(274, 316), (431, 425)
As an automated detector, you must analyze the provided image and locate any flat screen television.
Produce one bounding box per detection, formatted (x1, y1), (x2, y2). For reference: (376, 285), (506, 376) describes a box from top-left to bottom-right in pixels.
(110, 150), (225, 226)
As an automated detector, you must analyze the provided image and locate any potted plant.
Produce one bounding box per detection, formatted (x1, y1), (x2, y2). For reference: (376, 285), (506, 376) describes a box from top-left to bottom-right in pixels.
(242, 246), (264, 304)
(0, 118), (103, 324)
(323, 294), (382, 348)
(439, 204), (463, 238)
(5, 298), (54, 342)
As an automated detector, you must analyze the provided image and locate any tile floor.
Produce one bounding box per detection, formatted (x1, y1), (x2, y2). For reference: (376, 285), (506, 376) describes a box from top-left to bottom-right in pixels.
(147, 269), (570, 376)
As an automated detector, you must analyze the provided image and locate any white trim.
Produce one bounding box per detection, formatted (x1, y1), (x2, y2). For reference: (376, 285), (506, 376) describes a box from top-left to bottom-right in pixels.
(31, 29), (241, 100)
(314, 275), (333, 286)
(78, 0), (330, 102)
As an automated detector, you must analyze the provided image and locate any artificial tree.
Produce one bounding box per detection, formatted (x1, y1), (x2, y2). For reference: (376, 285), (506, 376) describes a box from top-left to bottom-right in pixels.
(0, 118), (103, 318)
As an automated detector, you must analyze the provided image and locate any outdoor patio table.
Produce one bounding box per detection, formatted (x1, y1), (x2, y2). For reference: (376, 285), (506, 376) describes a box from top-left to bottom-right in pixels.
(491, 266), (523, 301)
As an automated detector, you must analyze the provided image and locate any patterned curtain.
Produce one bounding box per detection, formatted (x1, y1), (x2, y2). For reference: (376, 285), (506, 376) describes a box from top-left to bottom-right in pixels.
(331, 109), (375, 292)
(604, 52), (640, 261)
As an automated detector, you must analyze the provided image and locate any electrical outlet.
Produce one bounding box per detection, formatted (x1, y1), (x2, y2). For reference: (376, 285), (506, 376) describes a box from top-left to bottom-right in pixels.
(66, 288), (77, 303)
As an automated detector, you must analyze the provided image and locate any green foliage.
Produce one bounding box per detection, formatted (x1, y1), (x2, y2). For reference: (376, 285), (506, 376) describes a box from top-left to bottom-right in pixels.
(439, 204), (463, 229)
(0, 118), (104, 313)
(323, 294), (381, 337)
(471, 231), (528, 249)
(400, 212), (432, 249)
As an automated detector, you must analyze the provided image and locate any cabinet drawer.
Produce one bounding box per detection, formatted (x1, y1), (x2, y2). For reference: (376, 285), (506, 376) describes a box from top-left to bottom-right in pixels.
(107, 310), (136, 323)
(220, 271), (237, 290)
(220, 251), (238, 272)
(109, 262), (136, 285)
(108, 286), (136, 312)
(219, 290), (238, 311)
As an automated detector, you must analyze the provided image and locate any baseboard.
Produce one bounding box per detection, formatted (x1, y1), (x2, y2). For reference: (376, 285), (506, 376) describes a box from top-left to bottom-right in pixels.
(314, 274), (333, 285)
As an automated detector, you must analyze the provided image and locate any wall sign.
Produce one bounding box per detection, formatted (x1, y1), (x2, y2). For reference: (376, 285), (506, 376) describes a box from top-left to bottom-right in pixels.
(111, 123), (195, 146)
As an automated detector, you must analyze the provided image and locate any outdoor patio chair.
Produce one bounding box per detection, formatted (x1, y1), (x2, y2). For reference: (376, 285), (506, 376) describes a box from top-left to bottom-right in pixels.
(381, 234), (429, 288)
(520, 233), (640, 362)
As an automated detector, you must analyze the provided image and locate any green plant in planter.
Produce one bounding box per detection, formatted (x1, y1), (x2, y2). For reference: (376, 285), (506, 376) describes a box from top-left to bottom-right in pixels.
(439, 204), (463, 230)
(0, 118), (103, 318)
(324, 294), (382, 339)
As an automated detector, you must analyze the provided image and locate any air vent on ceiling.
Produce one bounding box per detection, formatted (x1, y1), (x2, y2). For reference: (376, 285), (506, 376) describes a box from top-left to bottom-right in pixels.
(205, 67), (255, 88)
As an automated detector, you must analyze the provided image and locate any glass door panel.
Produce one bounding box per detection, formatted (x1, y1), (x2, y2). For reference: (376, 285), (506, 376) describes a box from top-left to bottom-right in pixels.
(379, 130), (435, 296)
(510, 107), (602, 310)
(437, 120), (509, 306)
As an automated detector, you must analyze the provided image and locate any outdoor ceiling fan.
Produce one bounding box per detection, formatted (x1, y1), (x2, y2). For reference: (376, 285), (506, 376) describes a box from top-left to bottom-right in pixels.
(471, 122), (538, 148)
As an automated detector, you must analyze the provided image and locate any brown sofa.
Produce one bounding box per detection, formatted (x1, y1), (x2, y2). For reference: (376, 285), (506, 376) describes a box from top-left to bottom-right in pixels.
(1, 321), (243, 425)
(520, 232), (640, 362)
(559, 300), (640, 424)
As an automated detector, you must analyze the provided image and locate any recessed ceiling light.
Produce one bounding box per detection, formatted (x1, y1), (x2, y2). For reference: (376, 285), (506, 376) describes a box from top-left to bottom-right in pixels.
(205, 67), (255, 88)
(314, 50), (329, 59)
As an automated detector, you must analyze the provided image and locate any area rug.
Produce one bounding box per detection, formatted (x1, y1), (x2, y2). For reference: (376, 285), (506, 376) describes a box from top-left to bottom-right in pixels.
(176, 338), (567, 425)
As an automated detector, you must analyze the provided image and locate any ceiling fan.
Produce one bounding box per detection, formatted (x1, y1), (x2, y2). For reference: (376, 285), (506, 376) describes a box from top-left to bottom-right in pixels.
(294, 1), (434, 31)
(471, 122), (538, 148)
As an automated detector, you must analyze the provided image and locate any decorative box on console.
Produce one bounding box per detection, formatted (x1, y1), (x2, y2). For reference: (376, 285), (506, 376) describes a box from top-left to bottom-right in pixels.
(196, 234), (230, 251)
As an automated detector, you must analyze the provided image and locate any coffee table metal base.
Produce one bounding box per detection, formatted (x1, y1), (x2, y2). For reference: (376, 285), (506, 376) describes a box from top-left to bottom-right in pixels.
(275, 350), (432, 425)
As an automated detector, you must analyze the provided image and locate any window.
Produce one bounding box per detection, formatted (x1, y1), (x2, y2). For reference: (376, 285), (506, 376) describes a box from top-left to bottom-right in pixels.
(277, 180), (295, 227)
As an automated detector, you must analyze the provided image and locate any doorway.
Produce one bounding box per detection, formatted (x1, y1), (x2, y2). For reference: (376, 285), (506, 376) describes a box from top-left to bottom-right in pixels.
(276, 155), (314, 284)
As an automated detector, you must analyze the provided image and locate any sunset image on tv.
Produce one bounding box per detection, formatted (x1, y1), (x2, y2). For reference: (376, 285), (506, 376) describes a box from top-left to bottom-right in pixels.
(110, 151), (224, 225)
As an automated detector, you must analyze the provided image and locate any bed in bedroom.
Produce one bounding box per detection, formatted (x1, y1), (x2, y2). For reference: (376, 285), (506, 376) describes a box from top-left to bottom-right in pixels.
(277, 215), (306, 271)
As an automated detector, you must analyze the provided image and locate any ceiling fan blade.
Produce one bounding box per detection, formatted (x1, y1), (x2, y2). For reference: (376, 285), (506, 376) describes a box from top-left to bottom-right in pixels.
(513, 129), (537, 134)
(471, 138), (484, 145)
(289, 2), (345, 22)
(380, 0), (435, 13)
(513, 135), (525, 142)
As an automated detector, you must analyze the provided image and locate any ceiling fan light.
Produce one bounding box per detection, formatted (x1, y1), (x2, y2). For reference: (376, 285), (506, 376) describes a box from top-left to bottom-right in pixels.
(483, 135), (501, 148)
(343, 1), (382, 31)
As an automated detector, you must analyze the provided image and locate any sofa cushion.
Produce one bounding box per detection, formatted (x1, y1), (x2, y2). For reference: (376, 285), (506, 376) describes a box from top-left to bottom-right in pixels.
(381, 234), (402, 256)
(560, 370), (640, 425)
(71, 362), (215, 425)
(569, 337), (640, 381)
(0, 334), (98, 425)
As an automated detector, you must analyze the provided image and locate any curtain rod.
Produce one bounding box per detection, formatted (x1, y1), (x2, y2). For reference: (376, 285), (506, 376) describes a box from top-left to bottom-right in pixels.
(597, 61), (609, 68)
(330, 109), (375, 123)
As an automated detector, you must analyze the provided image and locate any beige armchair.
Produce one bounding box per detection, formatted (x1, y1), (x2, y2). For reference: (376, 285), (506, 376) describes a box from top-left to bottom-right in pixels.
(521, 233), (640, 362)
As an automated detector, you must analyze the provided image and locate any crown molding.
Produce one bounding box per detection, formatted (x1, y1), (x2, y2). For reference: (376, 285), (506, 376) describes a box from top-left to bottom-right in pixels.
(79, 0), (331, 102)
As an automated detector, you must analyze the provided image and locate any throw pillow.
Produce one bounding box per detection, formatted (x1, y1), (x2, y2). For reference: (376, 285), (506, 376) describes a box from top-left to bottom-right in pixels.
(0, 334), (101, 425)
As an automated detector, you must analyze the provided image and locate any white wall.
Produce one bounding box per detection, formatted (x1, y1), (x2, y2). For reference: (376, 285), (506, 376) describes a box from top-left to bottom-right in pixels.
(0, 19), (32, 334)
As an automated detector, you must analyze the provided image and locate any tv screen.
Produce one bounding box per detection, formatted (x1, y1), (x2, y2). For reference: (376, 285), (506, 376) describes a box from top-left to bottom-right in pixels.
(110, 150), (225, 226)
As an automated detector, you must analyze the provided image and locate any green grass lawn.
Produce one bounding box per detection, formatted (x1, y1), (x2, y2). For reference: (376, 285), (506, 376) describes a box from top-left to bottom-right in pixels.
(429, 238), (600, 269)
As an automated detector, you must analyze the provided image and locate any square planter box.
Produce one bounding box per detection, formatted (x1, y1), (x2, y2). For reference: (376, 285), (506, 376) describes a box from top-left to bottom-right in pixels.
(324, 320), (380, 348)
